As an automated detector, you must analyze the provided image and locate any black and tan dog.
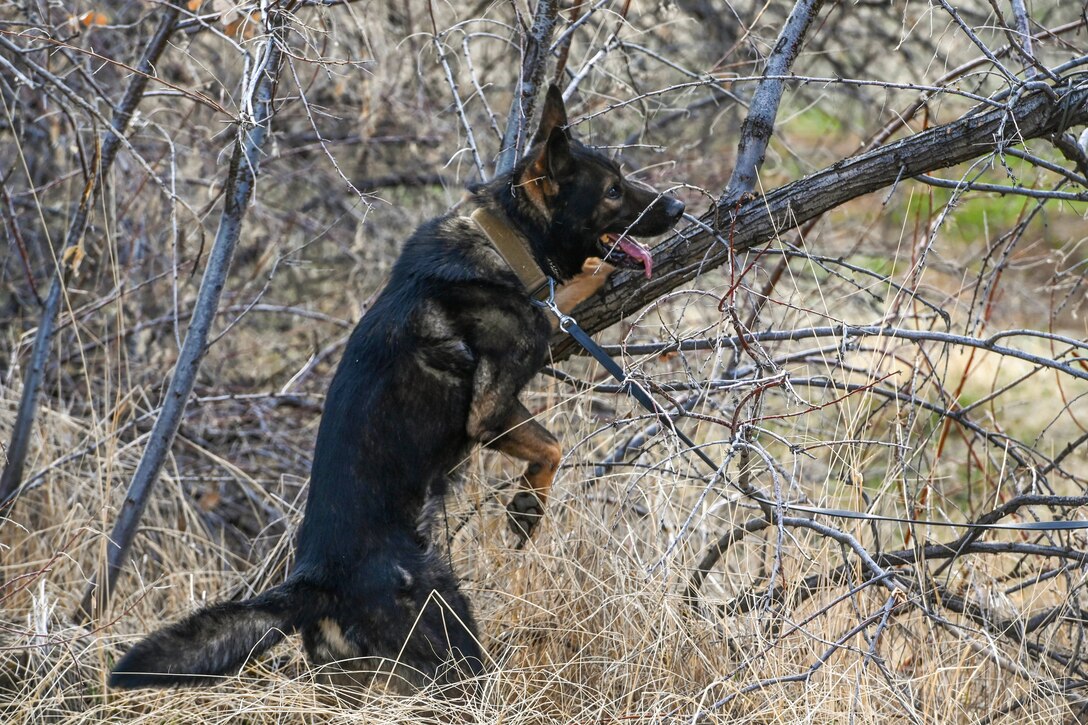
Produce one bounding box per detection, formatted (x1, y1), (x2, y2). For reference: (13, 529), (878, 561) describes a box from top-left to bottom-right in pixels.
(109, 86), (684, 695)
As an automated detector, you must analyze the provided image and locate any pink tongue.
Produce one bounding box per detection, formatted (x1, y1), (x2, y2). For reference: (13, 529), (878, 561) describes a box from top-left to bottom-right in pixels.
(617, 237), (654, 279)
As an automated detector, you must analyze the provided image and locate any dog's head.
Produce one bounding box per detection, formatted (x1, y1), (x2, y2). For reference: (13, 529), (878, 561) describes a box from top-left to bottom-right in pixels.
(514, 85), (685, 280)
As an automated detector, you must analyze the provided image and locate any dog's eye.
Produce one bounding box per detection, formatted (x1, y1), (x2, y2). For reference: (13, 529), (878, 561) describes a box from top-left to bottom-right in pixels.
(606, 184), (622, 199)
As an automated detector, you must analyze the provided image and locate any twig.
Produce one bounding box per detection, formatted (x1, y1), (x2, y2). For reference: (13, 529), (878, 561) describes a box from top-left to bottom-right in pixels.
(1009, 0), (1034, 67)
(428, 4), (486, 180)
(0, 184), (40, 303)
(1001, 145), (1088, 186)
(701, 594), (902, 715)
(934, 0), (1019, 84)
(914, 173), (1088, 201)
(684, 515), (772, 606)
(727, 537), (1088, 619)
(551, 0), (584, 82)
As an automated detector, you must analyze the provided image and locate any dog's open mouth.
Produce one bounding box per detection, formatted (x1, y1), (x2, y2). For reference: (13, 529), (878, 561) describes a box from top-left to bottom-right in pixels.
(599, 233), (653, 279)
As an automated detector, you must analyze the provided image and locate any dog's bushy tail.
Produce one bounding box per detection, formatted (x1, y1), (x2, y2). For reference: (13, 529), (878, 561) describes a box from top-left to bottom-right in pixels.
(109, 581), (304, 689)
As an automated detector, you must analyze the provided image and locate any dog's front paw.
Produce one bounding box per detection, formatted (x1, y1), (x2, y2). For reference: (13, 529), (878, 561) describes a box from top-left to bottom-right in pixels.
(582, 256), (615, 275)
(506, 491), (545, 541)
(580, 257), (616, 292)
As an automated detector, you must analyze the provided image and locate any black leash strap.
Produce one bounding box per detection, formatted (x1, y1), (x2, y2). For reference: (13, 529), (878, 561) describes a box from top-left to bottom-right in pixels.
(540, 280), (722, 475)
(538, 279), (1088, 533)
(562, 319), (725, 472)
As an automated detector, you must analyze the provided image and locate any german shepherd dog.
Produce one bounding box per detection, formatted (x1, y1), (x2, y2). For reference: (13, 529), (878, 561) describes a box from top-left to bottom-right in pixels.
(109, 86), (684, 695)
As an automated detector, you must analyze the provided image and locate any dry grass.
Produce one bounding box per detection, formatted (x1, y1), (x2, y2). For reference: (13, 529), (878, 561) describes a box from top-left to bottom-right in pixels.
(5, 328), (1088, 723)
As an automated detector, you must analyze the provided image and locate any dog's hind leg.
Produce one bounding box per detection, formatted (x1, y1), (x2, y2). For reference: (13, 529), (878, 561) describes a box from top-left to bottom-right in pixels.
(487, 402), (562, 540)
(392, 554), (485, 698)
(304, 552), (484, 698)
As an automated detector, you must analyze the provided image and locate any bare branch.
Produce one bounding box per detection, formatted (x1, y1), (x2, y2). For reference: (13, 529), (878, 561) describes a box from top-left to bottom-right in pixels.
(74, 8), (288, 622)
(726, 0), (825, 196)
(495, 0), (561, 175)
(914, 173), (1088, 200)
(429, 7), (487, 180)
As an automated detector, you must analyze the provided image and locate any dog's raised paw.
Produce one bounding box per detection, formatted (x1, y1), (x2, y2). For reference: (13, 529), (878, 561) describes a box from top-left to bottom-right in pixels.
(506, 491), (545, 540)
(582, 257), (616, 277)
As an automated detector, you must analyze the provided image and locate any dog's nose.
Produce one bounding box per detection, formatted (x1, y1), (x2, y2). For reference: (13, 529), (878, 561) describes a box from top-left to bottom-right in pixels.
(664, 196), (685, 221)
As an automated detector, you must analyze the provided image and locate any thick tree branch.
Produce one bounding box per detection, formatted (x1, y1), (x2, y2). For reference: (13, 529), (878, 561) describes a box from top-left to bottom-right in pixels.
(550, 81), (1088, 360)
(75, 11), (287, 623)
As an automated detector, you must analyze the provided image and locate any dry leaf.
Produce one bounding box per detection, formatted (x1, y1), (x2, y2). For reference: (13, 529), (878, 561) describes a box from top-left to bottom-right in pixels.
(62, 243), (86, 277)
(79, 10), (109, 27)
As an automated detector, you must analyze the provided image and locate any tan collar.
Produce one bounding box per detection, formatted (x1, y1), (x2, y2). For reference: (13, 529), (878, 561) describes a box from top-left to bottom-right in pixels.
(469, 208), (550, 300)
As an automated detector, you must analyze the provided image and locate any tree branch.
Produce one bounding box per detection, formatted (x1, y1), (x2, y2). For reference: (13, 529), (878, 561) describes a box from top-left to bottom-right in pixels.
(495, 0), (561, 175)
(726, 0), (825, 196)
(0, 3), (181, 503)
(550, 81), (1088, 360)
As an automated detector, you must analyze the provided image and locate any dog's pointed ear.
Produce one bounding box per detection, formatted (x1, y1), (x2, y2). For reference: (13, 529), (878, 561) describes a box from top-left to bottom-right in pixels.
(521, 86), (573, 196)
(531, 84), (570, 147)
(525, 125), (573, 192)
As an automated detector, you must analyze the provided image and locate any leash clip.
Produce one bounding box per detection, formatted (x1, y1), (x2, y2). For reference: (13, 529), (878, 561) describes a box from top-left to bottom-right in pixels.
(534, 277), (575, 332)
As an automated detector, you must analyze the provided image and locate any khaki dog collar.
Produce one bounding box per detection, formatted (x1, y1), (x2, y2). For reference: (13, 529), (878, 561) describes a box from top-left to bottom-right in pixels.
(469, 208), (550, 300)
